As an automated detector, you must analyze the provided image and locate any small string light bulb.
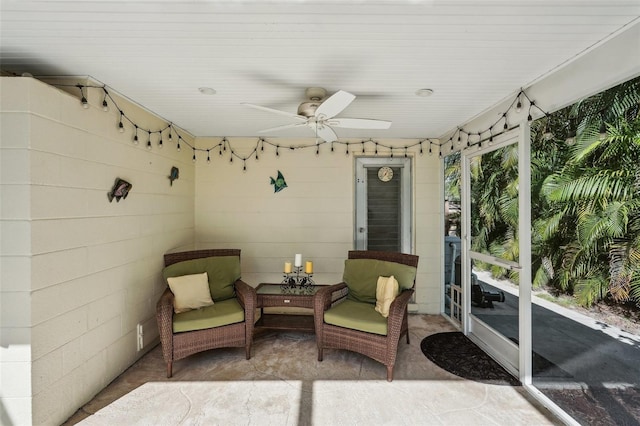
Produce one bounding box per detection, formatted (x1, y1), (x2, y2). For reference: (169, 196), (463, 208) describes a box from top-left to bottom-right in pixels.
(177, 138), (181, 152)
(118, 113), (125, 133)
(102, 89), (109, 112)
(207, 150), (211, 163)
(527, 101), (535, 122)
(192, 149), (196, 162)
(133, 125), (139, 144)
(78, 85), (89, 109)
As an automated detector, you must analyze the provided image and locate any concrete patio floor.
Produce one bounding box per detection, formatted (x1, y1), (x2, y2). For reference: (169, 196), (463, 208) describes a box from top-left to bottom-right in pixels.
(63, 315), (561, 425)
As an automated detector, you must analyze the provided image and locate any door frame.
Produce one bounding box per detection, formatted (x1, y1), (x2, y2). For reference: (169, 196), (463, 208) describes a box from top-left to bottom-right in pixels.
(354, 156), (413, 253)
(460, 125), (532, 382)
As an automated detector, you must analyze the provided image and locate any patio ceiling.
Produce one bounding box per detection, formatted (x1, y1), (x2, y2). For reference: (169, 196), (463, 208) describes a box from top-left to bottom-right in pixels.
(1, 1), (639, 141)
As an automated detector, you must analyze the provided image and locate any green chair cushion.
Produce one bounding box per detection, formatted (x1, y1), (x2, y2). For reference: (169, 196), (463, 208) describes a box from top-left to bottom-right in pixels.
(323, 299), (388, 336)
(172, 298), (245, 333)
(163, 256), (240, 302)
(342, 258), (417, 303)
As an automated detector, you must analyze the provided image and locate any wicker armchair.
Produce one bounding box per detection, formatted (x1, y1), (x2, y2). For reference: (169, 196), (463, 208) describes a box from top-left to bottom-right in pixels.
(314, 250), (419, 381)
(156, 249), (256, 377)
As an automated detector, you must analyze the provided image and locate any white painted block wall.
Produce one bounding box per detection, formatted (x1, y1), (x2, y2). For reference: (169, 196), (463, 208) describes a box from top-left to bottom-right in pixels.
(0, 76), (443, 426)
(0, 77), (195, 425)
(194, 137), (442, 314)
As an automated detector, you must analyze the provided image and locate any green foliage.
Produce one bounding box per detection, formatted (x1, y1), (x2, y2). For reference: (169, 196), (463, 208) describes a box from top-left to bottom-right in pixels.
(531, 76), (640, 307)
(465, 76), (640, 307)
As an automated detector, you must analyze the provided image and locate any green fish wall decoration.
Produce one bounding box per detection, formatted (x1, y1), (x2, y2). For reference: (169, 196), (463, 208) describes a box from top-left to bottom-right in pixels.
(270, 170), (288, 193)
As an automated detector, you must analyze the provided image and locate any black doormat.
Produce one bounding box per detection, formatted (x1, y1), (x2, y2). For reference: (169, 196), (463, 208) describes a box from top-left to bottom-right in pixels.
(420, 332), (520, 386)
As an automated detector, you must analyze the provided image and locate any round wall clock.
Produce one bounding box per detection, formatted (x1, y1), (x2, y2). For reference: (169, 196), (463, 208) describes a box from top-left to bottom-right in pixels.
(377, 166), (394, 182)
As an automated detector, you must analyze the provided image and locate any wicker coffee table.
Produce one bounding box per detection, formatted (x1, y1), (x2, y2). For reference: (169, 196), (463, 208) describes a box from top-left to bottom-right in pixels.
(255, 283), (323, 332)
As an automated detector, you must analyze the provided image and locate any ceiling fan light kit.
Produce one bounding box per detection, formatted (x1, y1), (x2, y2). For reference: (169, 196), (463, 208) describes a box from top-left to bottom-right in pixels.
(242, 87), (392, 143)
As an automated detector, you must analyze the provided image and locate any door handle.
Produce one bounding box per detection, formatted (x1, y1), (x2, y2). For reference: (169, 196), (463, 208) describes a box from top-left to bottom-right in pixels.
(359, 227), (365, 233)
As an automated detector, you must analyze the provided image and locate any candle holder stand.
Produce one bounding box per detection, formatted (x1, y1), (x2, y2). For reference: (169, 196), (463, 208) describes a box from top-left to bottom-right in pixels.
(281, 266), (315, 290)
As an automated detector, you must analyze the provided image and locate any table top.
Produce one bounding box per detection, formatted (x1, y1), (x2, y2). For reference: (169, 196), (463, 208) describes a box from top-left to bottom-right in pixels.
(256, 283), (324, 296)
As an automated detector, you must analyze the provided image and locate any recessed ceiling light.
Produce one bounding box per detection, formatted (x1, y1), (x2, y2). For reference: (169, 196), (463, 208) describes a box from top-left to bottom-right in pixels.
(198, 87), (216, 95)
(415, 88), (434, 97)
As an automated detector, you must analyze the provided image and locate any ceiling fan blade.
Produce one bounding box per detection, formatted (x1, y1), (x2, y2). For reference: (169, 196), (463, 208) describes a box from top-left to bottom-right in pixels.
(241, 103), (307, 122)
(257, 122), (308, 133)
(314, 123), (338, 143)
(314, 90), (355, 119)
(328, 118), (392, 130)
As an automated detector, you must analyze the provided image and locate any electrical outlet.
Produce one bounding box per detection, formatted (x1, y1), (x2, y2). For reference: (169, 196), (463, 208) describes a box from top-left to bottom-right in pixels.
(136, 323), (144, 351)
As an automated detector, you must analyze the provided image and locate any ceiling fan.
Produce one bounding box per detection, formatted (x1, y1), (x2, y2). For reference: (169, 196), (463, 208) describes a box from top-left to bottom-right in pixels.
(241, 87), (391, 142)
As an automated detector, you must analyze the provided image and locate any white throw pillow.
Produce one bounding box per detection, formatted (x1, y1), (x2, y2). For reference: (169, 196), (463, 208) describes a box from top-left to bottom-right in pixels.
(167, 272), (214, 314)
(375, 275), (400, 318)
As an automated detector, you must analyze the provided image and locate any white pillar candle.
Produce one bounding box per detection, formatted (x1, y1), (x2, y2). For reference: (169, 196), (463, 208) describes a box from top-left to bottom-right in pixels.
(294, 254), (302, 267)
(305, 261), (313, 274)
(284, 262), (292, 273)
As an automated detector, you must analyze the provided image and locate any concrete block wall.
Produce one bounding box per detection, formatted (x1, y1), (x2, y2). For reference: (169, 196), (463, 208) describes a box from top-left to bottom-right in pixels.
(0, 76), (444, 425)
(194, 137), (442, 314)
(0, 77), (195, 425)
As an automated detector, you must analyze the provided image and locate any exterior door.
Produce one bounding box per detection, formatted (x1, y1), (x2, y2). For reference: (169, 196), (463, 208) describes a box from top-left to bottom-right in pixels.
(355, 157), (412, 253)
(460, 127), (532, 380)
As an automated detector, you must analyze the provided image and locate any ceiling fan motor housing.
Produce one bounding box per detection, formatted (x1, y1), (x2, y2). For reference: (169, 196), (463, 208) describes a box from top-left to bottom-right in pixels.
(297, 101), (321, 117)
(297, 87), (327, 117)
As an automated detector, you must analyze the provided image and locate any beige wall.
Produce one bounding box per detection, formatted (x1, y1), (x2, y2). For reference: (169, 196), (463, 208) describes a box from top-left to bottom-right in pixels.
(0, 77), (443, 426)
(194, 137), (443, 313)
(0, 77), (195, 425)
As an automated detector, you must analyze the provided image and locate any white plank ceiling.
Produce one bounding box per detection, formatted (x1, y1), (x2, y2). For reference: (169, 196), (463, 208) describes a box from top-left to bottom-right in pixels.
(1, 1), (639, 140)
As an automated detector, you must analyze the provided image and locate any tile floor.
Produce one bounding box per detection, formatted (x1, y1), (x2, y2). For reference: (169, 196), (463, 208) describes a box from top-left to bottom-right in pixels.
(64, 315), (562, 425)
